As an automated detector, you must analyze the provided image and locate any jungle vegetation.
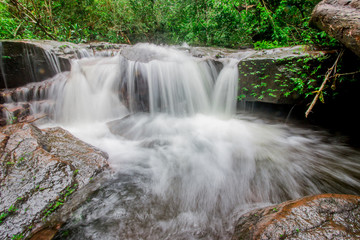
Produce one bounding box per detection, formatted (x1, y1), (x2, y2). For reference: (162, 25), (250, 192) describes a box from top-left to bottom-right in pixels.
(0, 0), (338, 49)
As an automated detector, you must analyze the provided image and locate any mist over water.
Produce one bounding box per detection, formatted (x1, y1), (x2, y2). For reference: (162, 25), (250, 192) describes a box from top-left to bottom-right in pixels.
(28, 44), (360, 239)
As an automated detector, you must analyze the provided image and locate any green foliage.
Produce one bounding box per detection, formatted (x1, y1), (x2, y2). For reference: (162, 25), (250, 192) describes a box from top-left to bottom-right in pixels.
(237, 54), (336, 101)
(42, 183), (78, 220)
(0, 204), (18, 224)
(0, 212), (9, 223)
(11, 233), (24, 240)
(0, 0), (337, 48)
(280, 55), (329, 99)
(254, 40), (283, 50)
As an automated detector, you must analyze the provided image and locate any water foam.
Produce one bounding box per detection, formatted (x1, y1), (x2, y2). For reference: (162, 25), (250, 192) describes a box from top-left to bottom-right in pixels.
(29, 44), (360, 239)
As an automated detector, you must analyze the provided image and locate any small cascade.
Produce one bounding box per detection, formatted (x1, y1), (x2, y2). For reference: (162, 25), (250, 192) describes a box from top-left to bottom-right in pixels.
(44, 49), (62, 74)
(75, 47), (121, 59)
(0, 42), (67, 124)
(58, 58), (128, 123)
(75, 48), (93, 59)
(0, 73), (68, 124)
(212, 58), (239, 116)
(0, 42), (7, 89)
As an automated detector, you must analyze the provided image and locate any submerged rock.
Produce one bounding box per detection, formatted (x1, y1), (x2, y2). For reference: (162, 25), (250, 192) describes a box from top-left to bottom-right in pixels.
(311, 0), (360, 57)
(232, 193), (360, 240)
(0, 123), (108, 239)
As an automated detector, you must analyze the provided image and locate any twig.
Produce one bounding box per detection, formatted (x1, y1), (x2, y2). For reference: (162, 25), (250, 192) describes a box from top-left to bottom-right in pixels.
(13, 20), (24, 37)
(22, 114), (47, 123)
(305, 49), (344, 118)
(331, 70), (360, 78)
(8, 0), (56, 40)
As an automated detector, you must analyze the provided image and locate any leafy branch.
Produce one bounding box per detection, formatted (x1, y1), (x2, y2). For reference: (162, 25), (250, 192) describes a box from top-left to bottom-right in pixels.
(305, 49), (345, 118)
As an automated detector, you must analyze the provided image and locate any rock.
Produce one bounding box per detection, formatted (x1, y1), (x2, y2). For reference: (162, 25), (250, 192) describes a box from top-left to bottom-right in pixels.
(232, 193), (360, 240)
(0, 40), (127, 89)
(310, 0), (360, 57)
(0, 41), (71, 89)
(237, 46), (336, 105)
(0, 72), (69, 125)
(0, 123), (109, 239)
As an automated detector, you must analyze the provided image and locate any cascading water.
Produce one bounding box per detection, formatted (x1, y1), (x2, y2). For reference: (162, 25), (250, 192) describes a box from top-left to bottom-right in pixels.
(212, 58), (239, 115)
(24, 44), (360, 239)
(0, 42), (7, 89)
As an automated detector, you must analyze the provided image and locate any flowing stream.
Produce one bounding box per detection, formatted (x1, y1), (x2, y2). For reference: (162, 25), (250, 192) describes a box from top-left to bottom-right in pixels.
(24, 44), (360, 239)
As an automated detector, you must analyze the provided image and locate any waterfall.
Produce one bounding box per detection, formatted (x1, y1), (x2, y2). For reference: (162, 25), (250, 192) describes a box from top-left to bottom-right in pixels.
(6, 43), (360, 239)
(43, 44), (239, 124)
(0, 42), (7, 89)
(212, 58), (239, 116)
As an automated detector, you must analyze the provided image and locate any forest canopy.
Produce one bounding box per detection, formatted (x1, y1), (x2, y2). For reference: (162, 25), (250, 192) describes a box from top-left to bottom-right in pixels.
(0, 0), (337, 48)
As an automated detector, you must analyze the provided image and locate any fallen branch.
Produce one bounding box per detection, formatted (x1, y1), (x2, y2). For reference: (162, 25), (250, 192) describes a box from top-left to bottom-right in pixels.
(234, 4), (256, 14)
(305, 49), (344, 118)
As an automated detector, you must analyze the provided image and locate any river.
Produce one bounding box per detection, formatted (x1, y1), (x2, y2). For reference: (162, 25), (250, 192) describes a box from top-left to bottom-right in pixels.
(24, 44), (360, 239)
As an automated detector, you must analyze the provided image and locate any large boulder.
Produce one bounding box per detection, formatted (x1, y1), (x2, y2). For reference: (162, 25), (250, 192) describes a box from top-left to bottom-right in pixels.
(311, 0), (360, 57)
(0, 123), (109, 239)
(232, 193), (360, 239)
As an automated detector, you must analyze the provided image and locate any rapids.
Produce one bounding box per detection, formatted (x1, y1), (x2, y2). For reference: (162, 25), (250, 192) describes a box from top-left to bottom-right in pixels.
(26, 44), (360, 239)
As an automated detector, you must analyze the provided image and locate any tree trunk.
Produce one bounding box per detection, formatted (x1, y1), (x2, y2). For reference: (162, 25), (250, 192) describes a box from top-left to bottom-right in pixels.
(310, 0), (360, 57)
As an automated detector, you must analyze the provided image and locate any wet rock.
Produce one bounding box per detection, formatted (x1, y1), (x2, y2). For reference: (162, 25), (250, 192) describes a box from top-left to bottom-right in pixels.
(0, 41), (70, 89)
(237, 46), (336, 105)
(43, 127), (109, 189)
(0, 123), (108, 239)
(232, 193), (360, 240)
(0, 72), (68, 125)
(0, 40), (125, 89)
(311, 0), (360, 57)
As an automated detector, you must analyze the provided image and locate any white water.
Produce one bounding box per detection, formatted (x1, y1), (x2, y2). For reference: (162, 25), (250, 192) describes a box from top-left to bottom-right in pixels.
(0, 42), (7, 89)
(26, 44), (360, 239)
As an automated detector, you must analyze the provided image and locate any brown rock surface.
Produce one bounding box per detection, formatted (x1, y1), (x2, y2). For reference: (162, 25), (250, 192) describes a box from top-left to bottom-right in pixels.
(232, 193), (360, 239)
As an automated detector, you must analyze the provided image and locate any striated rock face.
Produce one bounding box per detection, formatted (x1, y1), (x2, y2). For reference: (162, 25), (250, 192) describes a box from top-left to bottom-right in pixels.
(0, 40), (126, 89)
(311, 0), (360, 57)
(0, 123), (108, 239)
(232, 193), (360, 240)
(0, 41), (70, 89)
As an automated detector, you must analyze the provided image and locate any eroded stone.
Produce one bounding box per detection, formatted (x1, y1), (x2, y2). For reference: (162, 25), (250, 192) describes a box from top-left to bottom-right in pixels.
(232, 194), (360, 240)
